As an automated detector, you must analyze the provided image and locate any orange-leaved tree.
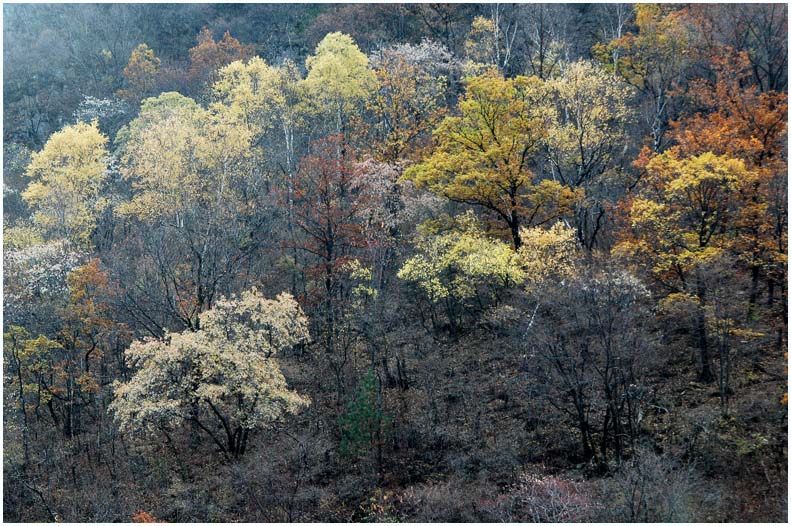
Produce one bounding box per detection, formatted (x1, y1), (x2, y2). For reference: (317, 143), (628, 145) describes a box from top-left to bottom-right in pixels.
(117, 43), (161, 104)
(668, 50), (788, 317)
(187, 28), (254, 98)
(614, 151), (759, 382)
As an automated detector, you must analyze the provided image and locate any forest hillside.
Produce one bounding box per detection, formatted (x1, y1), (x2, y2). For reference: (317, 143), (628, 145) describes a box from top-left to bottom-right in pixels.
(3, 3), (788, 522)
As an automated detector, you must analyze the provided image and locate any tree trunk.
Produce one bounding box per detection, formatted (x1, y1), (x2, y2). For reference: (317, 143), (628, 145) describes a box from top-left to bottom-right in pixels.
(574, 394), (594, 461)
(695, 276), (715, 383)
(748, 264), (760, 317)
(509, 214), (522, 250)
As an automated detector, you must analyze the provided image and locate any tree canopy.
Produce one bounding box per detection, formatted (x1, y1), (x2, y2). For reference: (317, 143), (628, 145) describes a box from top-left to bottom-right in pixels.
(3, 6), (787, 522)
(110, 289), (310, 459)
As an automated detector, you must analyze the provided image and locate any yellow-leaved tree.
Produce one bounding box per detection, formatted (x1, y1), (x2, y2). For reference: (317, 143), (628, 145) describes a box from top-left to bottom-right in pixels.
(117, 43), (161, 104)
(116, 93), (208, 221)
(545, 60), (634, 188)
(397, 212), (525, 335)
(115, 92), (261, 330)
(365, 41), (453, 163)
(593, 4), (697, 151)
(110, 289), (310, 459)
(403, 74), (582, 249)
(303, 32), (378, 134)
(464, 16), (499, 70)
(614, 151), (758, 382)
(518, 221), (578, 291)
(397, 212), (578, 335)
(544, 60), (635, 248)
(516, 221), (579, 334)
(22, 121), (110, 248)
(398, 212), (526, 303)
(213, 57), (304, 175)
(116, 91), (252, 222)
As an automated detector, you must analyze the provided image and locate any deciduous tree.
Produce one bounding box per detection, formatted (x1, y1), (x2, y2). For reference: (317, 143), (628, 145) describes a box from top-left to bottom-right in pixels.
(593, 4), (698, 151)
(365, 40), (454, 163)
(668, 51), (788, 316)
(186, 28), (254, 99)
(303, 32), (378, 134)
(110, 288), (310, 459)
(398, 212), (525, 308)
(22, 121), (110, 248)
(532, 265), (651, 463)
(117, 43), (161, 104)
(403, 74), (581, 249)
(115, 92), (264, 331)
(286, 135), (371, 369)
(614, 151), (758, 382)
(544, 60), (634, 248)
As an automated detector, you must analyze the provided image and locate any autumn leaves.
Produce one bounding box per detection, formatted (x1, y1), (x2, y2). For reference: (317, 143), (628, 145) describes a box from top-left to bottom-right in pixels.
(13, 12), (788, 461)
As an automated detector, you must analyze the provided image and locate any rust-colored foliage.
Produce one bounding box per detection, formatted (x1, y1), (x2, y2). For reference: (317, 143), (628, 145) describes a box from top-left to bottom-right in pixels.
(187, 28), (254, 93)
(669, 48), (787, 318)
(132, 510), (159, 523)
(118, 44), (161, 103)
(287, 135), (371, 298)
(686, 4), (787, 93)
(670, 52), (787, 166)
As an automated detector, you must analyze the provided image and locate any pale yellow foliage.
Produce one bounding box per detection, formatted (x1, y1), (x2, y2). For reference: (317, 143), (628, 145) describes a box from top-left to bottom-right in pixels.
(545, 60), (634, 186)
(110, 289), (309, 439)
(517, 222), (578, 290)
(343, 259), (378, 300)
(22, 121), (109, 248)
(3, 224), (45, 250)
(303, 32), (378, 131)
(398, 214), (580, 303)
(214, 57), (304, 140)
(116, 92), (252, 222)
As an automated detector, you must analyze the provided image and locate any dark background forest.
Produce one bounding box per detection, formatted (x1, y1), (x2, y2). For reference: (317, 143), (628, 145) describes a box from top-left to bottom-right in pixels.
(3, 3), (788, 522)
